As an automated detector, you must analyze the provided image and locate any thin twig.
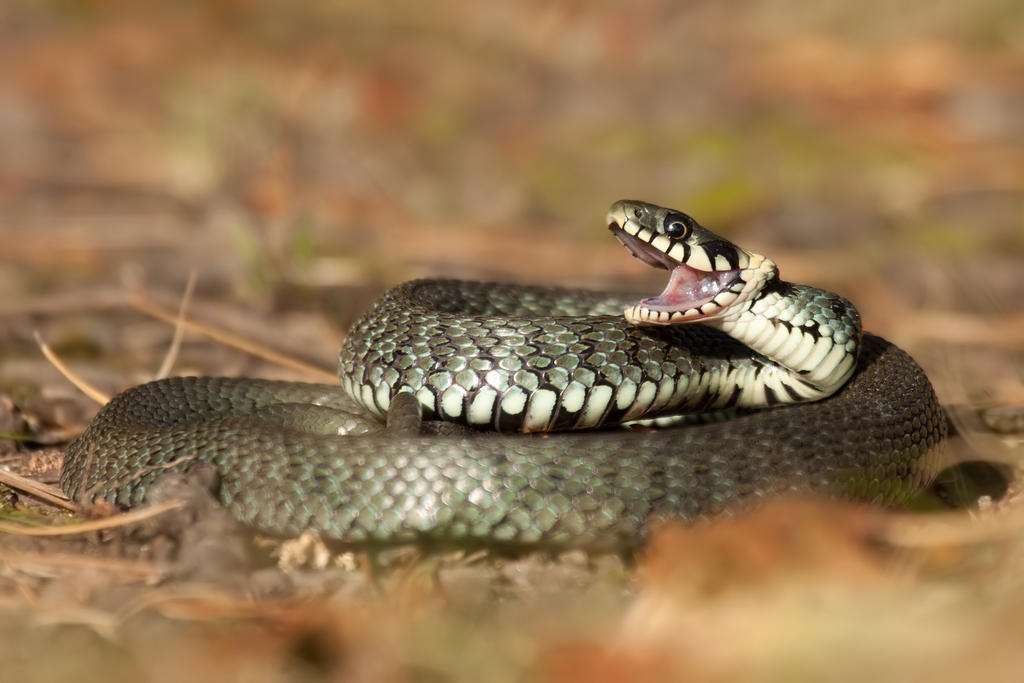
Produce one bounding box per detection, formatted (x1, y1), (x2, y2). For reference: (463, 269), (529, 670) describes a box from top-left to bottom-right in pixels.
(0, 499), (185, 536)
(154, 269), (198, 380)
(34, 330), (110, 405)
(0, 470), (76, 511)
(116, 584), (269, 623)
(0, 431), (33, 442)
(128, 291), (337, 382)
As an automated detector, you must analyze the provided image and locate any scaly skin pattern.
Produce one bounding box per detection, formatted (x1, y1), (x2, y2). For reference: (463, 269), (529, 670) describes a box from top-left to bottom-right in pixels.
(62, 334), (945, 549)
(337, 280), (862, 432)
(61, 201), (947, 549)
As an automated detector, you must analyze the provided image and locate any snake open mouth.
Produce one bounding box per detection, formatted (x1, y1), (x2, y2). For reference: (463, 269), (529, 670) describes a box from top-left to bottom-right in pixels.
(609, 222), (744, 324)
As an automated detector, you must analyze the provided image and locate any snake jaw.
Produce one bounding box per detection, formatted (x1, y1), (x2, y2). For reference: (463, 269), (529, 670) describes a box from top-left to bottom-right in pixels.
(638, 264), (743, 315)
(608, 203), (764, 325)
(625, 255), (774, 325)
(608, 222), (675, 270)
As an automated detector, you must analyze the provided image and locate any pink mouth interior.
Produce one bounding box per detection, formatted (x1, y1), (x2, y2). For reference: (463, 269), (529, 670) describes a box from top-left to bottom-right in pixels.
(610, 224), (740, 314)
(641, 264), (739, 312)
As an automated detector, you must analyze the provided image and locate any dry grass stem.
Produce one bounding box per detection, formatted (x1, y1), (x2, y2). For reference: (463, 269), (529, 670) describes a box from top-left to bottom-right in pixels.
(0, 499), (185, 536)
(116, 585), (269, 623)
(0, 470), (76, 511)
(34, 331), (110, 405)
(128, 290), (337, 383)
(154, 269), (197, 380)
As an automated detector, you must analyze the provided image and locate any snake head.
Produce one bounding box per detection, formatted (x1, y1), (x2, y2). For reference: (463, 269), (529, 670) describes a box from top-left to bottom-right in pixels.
(607, 200), (776, 325)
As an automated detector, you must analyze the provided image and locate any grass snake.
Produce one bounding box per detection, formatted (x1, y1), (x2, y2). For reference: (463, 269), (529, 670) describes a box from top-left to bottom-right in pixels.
(62, 200), (947, 549)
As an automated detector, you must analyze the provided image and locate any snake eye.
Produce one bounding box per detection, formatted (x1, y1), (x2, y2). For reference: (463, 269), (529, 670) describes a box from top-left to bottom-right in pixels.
(665, 220), (689, 239)
(632, 207), (644, 219)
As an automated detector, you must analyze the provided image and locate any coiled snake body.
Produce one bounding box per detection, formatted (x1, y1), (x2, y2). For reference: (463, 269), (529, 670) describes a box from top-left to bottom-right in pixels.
(62, 201), (947, 549)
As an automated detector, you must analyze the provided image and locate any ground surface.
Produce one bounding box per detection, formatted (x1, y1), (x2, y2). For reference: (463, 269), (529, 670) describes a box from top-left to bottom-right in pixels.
(1, 1), (1023, 681)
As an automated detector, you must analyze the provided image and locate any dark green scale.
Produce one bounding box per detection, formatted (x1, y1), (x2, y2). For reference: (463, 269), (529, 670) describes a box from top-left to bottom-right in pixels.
(63, 304), (945, 548)
(60, 201), (945, 548)
(337, 280), (776, 432)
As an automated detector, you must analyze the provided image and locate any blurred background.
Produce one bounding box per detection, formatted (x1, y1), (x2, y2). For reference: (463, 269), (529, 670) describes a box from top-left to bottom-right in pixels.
(1, 0), (1021, 404)
(1, 2), (1023, 680)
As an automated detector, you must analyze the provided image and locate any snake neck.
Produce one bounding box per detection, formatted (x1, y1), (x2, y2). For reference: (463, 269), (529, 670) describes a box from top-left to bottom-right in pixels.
(702, 258), (862, 402)
(338, 197), (867, 431)
(609, 201), (863, 406)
